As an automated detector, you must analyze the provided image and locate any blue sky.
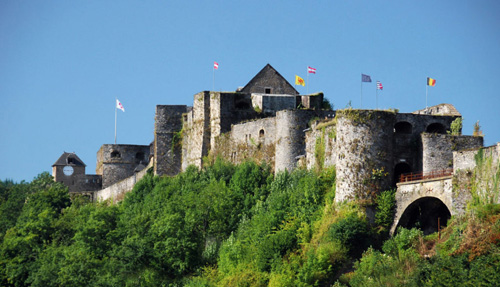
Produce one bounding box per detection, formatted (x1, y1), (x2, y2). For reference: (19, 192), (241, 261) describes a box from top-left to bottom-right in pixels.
(1, 1), (499, 182)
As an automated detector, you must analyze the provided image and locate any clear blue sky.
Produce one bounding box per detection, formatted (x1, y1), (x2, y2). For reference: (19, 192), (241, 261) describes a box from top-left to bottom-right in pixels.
(1, 1), (499, 182)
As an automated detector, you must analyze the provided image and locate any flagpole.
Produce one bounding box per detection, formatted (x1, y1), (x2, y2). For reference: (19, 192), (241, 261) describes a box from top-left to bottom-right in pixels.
(426, 84), (428, 109)
(114, 98), (117, 145)
(213, 67), (215, 91)
(360, 80), (363, 109)
(376, 85), (378, 110)
(306, 69), (309, 95)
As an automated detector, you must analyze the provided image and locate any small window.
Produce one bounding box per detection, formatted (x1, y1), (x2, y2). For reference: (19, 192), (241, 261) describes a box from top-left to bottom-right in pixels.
(111, 151), (121, 158)
(259, 129), (265, 138)
(265, 88), (272, 94)
(67, 157), (75, 164)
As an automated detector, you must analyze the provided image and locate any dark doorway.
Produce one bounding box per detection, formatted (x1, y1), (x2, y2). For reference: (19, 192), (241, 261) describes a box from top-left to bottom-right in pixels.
(396, 197), (451, 235)
(394, 162), (412, 186)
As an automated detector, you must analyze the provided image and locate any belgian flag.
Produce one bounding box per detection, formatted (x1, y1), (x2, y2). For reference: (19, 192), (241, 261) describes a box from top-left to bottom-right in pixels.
(427, 77), (436, 86)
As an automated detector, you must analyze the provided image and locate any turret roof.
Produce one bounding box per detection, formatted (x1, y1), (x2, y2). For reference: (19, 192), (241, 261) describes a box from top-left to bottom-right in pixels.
(52, 152), (86, 167)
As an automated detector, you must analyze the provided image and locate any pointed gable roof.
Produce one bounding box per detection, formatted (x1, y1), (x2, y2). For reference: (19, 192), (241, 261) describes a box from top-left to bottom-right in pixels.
(240, 64), (299, 95)
(52, 152), (86, 167)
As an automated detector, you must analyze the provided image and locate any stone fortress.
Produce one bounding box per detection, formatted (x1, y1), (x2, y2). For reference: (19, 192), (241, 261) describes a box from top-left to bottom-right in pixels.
(53, 64), (498, 232)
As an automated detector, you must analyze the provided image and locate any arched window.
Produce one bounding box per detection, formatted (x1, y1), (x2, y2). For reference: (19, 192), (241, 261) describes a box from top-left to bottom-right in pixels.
(426, 123), (446, 134)
(111, 150), (121, 158)
(259, 129), (265, 138)
(394, 121), (413, 134)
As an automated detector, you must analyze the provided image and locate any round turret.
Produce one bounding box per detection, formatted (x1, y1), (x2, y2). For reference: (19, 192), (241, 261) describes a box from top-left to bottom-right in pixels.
(335, 110), (396, 202)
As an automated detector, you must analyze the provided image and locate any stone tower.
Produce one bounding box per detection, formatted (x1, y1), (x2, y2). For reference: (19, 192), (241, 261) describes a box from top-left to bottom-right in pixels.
(52, 152), (87, 191)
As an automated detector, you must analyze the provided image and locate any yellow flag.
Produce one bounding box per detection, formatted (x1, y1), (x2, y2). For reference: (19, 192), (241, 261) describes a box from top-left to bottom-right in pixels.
(295, 75), (305, 86)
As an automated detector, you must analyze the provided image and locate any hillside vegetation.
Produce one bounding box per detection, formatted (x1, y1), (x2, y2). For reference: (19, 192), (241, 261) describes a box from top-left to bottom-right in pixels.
(0, 158), (499, 286)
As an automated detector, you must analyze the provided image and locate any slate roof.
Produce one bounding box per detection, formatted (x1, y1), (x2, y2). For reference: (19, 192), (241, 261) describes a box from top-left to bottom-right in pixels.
(240, 64), (299, 95)
(52, 152), (86, 167)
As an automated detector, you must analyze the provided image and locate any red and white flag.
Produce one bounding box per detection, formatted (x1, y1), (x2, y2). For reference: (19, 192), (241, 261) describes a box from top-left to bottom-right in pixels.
(307, 66), (316, 74)
(214, 61), (219, 70)
(376, 81), (383, 90)
(116, 99), (125, 112)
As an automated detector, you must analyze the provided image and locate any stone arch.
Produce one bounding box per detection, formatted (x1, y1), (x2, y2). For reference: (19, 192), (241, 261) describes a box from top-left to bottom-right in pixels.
(259, 129), (265, 138)
(393, 162), (412, 186)
(394, 121), (412, 134)
(426, 123), (446, 134)
(395, 196), (451, 235)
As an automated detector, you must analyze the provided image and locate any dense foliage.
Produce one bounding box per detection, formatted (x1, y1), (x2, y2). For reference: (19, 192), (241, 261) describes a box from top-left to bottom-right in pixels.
(0, 158), (499, 286)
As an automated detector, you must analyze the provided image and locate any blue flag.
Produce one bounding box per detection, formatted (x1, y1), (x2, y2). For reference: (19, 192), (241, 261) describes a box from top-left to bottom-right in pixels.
(361, 74), (372, 82)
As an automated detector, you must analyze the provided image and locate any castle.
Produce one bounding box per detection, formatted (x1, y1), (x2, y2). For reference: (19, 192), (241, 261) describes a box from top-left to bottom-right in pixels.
(53, 64), (485, 203)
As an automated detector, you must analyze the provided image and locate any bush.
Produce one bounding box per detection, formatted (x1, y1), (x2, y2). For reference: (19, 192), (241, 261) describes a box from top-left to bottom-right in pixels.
(375, 189), (396, 228)
(328, 214), (371, 255)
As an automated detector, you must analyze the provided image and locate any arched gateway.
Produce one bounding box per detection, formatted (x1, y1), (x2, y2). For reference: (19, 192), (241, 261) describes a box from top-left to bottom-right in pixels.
(390, 176), (456, 235)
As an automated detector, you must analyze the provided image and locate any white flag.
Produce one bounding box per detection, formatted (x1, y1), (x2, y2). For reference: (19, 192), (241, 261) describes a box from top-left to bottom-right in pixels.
(116, 99), (125, 112)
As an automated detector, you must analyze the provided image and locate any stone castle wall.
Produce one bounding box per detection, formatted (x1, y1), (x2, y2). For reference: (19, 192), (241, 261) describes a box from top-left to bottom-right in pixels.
(275, 110), (330, 172)
(96, 144), (150, 188)
(182, 92), (210, 169)
(154, 105), (187, 176)
(421, 134), (483, 173)
(335, 110), (396, 202)
(453, 143), (500, 208)
(251, 94), (296, 113)
(305, 118), (337, 171)
(95, 161), (153, 203)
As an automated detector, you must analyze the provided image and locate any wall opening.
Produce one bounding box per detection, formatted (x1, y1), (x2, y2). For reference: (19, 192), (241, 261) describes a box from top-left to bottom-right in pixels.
(259, 129), (265, 138)
(135, 152), (145, 162)
(396, 197), (451, 235)
(111, 151), (121, 158)
(265, 88), (272, 94)
(426, 123), (446, 134)
(394, 121), (413, 134)
(394, 162), (412, 186)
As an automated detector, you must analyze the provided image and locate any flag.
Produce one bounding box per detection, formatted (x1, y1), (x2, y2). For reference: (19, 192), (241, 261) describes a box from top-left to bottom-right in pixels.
(427, 77), (436, 86)
(377, 81), (383, 90)
(295, 75), (305, 86)
(116, 99), (125, 112)
(361, 74), (372, 82)
(308, 66), (316, 74)
(214, 61), (219, 70)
